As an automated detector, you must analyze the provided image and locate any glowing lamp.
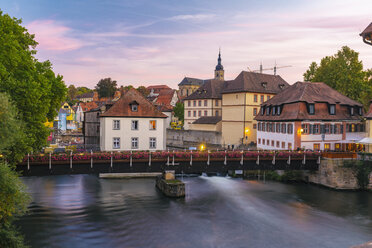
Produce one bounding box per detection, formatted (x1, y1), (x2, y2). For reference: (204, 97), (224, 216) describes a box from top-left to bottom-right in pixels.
(200, 144), (205, 151)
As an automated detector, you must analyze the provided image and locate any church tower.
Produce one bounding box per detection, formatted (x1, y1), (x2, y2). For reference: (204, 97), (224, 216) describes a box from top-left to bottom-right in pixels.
(214, 49), (224, 80)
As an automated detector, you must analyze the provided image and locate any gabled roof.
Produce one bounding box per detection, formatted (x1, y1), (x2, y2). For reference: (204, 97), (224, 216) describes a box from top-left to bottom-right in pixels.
(178, 77), (206, 86)
(360, 22), (372, 37)
(193, 116), (222, 124)
(79, 101), (98, 112)
(184, 79), (227, 100)
(222, 71), (289, 94)
(100, 88), (167, 118)
(263, 82), (362, 106)
(155, 89), (176, 106)
(365, 102), (372, 119)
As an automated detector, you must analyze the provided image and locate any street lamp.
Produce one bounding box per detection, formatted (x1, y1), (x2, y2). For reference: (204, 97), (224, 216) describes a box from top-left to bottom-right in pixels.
(360, 23), (372, 46)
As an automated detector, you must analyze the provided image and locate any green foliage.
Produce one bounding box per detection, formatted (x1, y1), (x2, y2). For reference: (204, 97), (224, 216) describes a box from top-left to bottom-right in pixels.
(0, 11), (67, 155)
(66, 85), (93, 105)
(343, 160), (372, 190)
(136, 86), (150, 96)
(0, 223), (29, 248)
(303, 46), (370, 108)
(264, 171), (282, 181)
(173, 102), (184, 122)
(95, 78), (117, 98)
(280, 171), (303, 182)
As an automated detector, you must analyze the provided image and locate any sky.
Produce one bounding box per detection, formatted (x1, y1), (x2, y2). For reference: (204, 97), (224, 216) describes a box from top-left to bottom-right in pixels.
(1, 0), (372, 88)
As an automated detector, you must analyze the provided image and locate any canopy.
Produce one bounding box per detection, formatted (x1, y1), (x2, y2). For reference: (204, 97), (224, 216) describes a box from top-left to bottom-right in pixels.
(357, 137), (372, 144)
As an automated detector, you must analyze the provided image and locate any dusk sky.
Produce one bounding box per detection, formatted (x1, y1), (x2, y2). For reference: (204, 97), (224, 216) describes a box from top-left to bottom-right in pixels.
(2, 0), (372, 88)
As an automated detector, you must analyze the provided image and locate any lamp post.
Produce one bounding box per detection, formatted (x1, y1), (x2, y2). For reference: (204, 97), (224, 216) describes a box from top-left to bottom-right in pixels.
(360, 23), (372, 46)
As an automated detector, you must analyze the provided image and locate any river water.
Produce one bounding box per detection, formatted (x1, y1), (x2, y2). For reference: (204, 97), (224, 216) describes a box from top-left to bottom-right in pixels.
(16, 175), (372, 248)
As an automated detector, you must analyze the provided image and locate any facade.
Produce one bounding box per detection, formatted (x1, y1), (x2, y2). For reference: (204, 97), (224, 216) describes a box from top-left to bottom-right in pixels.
(55, 102), (77, 131)
(76, 92), (94, 102)
(75, 101), (99, 127)
(99, 88), (167, 151)
(183, 79), (225, 130)
(221, 71), (289, 147)
(147, 85), (171, 97)
(255, 82), (365, 151)
(178, 77), (205, 99)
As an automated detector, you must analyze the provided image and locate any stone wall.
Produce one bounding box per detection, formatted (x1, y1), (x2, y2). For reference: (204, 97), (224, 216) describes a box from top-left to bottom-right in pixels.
(167, 129), (222, 148)
(155, 176), (185, 197)
(307, 158), (372, 190)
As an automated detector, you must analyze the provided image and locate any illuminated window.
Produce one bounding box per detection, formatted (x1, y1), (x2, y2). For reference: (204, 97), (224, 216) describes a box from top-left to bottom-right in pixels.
(324, 143), (330, 150)
(149, 120), (156, 130)
(335, 143), (341, 150)
(313, 143), (320, 150)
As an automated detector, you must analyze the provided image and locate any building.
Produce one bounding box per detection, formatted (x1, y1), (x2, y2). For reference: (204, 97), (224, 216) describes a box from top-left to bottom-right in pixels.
(178, 50), (225, 99)
(255, 81), (365, 151)
(55, 102), (77, 131)
(99, 88), (167, 151)
(183, 79), (225, 130)
(75, 101), (99, 127)
(221, 71), (289, 148)
(360, 22), (372, 46)
(76, 92), (94, 102)
(147, 85), (171, 97)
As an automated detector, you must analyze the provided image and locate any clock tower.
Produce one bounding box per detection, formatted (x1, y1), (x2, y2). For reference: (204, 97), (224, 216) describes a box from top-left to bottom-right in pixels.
(214, 49), (224, 80)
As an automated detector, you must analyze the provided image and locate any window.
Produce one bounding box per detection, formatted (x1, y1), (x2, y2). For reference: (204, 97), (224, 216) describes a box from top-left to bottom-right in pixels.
(288, 124), (293, 134)
(254, 94), (258, 102)
(186, 89), (189, 96)
(131, 104), (138, 112)
(262, 123), (266, 132)
(198, 100), (202, 107)
(282, 142), (285, 149)
(193, 111), (196, 117)
(313, 143), (320, 151)
(350, 107), (354, 116)
(330, 104), (335, 115)
(149, 120), (156, 130)
(309, 104), (315, 115)
(302, 124), (308, 134)
(313, 124), (320, 134)
(271, 140), (274, 147)
(334, 124), (339, 134)
(253, 108), (257, 116)
(287, 143), (292, 150)
(198, 111), (201, 117)
(266, 107), (270, 115)
(282, 123), (287, 133)
(113, 137), (120, 149)
(253, 124), (257, 129)
(267, 139), (270, 145)
(113, 120), (120, 130)
(261, 107), (265, 115)
(324, 124), (330, 134)
(359, 107), (362, 115)
(188, 111), (191, 117)
(276, 141), (280, 148)
(272, 106), (276, 115)
(149, 138), (156, 149)
(193, 101), (196, 107)
(324, 143), (330, 151)
(215, 100), (219, 106)
(204, 100), (207, 106)
(188, 101), (191, 107)
(131, 120), (138, 130)
(260, 95), (264, 103)
(277, 106), (281, 115)
(258, 122), (261, 131)
(267, 95), (270, 101)
(263, 139), (265, 144)
(258, 138), (261, 144)
(215, 110), (219, 116)
(335, 143), (341, 150)
(131, 137), (138, 149)
(204, 110), (207, 116)
(276, 123), (280, 133)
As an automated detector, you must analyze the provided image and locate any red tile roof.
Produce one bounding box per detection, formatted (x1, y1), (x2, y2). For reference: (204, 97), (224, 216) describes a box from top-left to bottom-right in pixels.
(80, 102), (98, 112)
(155, 89), (176, 106)
(147, 85), (171, 94)
(100, 88), (167, 118)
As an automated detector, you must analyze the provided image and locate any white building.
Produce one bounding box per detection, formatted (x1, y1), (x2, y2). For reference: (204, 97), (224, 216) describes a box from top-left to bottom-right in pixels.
(99, 88), (167, 151)
(255, 82), (365, 151)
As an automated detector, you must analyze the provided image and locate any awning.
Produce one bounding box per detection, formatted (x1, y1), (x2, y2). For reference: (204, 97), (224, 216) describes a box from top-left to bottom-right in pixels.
(357, 137), (372, 144)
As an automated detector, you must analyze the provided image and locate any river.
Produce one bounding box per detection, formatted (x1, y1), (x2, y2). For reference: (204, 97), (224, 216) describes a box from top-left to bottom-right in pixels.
(16, 175), (372, 248)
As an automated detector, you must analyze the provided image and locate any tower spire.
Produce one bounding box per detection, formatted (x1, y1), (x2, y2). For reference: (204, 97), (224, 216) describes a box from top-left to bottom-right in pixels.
(214, 48), (224, 80)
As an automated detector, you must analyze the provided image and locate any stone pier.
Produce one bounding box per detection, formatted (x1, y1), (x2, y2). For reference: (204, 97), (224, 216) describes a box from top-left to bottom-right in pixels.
(155, 170), (185, 197)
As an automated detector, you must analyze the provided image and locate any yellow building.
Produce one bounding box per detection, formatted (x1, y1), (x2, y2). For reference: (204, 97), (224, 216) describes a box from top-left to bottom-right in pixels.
(221, 71), (289, 148)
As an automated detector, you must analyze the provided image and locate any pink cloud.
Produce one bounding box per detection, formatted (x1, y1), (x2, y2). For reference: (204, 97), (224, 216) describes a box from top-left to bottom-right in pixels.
(27, 20), (83, 51)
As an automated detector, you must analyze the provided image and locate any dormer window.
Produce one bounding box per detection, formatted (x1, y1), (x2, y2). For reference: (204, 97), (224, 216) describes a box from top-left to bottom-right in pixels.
(261, 106), (265, 115)
(279, 84), (285, 89)
(277, 106), (281, 115)
(309, 104), (315, 115)
(329, 104), (335, 115)
(261, 82), (267, 88)
(266, 106), (270, 115)
(130, 101), (139, 112)
(272, 106), (276, 115)
(359, 107), (362, 115)
(350, 107), (354, 116)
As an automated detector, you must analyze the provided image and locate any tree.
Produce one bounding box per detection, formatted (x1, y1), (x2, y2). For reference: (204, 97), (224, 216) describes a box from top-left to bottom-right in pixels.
(173, 102), (184, 122)
(136, 86), (150, 96)
(303, 46), (370, 107)
(95, 78), (117, 98)
(0, 11), (67, 153)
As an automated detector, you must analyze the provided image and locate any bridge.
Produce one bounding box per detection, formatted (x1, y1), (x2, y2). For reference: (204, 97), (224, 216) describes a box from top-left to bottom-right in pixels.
(16, 151), (321, 176)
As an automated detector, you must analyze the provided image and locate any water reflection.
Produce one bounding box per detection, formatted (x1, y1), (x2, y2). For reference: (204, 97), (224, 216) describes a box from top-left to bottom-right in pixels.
(17, 175), (372, 248)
